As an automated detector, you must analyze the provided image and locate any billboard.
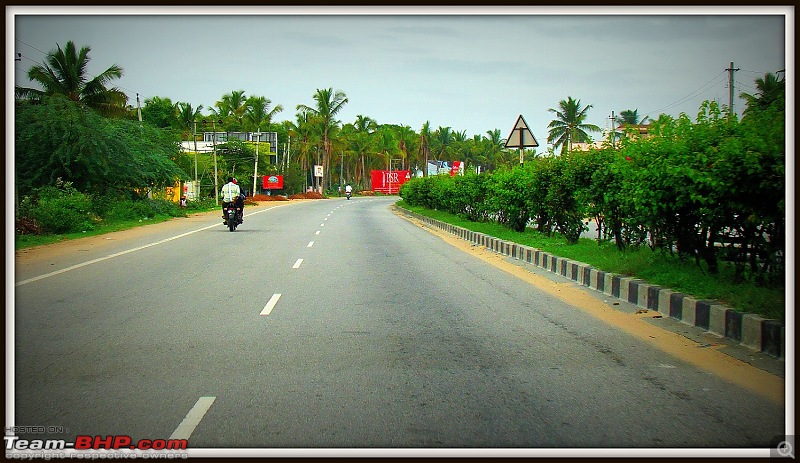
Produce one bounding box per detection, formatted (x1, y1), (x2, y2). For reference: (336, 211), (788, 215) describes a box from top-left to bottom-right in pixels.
(262, 175), (284, 190)
(371, 170), (411, 194)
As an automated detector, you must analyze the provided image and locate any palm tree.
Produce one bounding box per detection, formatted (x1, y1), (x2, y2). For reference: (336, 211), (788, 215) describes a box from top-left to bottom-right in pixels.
(418, 121), (432, 176)
(244, 95), (284, 133)
(296, 88), (349, 190)
(484, 128), (506, 170)
(374, 126), (399, 176)
(214, 90), (248, 128)
(15, 40), (128, 117)
(177, 102), (204, 139)
(350, 115), (377, 186)
(389, 124), (416, 171)
(547, 96), (601, 154)
(740, 72), (785, 115)
(615, 109), (650, 126)
(431, 126), (454, 166)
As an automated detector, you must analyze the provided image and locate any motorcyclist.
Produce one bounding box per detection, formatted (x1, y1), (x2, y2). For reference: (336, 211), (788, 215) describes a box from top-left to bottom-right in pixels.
(220, 177), (242, 225)
(345, 184), (353, 197)
(233, 178), (245, 222)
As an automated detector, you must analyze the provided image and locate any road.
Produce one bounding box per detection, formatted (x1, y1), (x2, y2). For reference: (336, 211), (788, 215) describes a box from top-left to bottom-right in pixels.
(11, 197), (786, 454)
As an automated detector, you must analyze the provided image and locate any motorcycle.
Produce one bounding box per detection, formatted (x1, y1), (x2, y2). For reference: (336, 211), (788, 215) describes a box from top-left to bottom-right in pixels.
(345, 190), (352, 200)
(223, 203), (243, 232)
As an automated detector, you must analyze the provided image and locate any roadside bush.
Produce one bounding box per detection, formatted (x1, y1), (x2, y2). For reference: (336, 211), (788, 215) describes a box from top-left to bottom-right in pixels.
(19, 180), (97, 234)
(486, 166), (533, 232)
(450, 172), (490, 221)
(185, 196), (219, 210)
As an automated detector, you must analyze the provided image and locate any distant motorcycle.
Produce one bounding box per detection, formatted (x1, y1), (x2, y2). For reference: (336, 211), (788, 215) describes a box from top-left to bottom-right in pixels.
(345, 190), (352, 200)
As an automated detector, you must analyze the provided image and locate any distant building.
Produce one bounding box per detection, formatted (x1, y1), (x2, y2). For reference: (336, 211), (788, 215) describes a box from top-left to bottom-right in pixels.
(180, 131), (278, 155)
(571, 124), (651, 152)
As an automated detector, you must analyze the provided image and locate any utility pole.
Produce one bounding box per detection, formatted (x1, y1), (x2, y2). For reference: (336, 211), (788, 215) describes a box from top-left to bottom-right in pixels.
(725, 61), (740, 118)
(253, 131), (260, 198)
(608, 111), (616, 149)
(203, 119), (221, 205)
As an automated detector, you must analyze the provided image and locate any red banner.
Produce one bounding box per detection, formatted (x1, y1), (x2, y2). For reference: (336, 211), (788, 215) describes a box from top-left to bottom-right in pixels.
(262, 175), (284, 190)
(371, 170), (410, 194)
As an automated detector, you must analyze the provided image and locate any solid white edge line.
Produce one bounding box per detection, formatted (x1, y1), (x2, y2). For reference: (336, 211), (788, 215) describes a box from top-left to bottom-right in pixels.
(293, 259), (303, 269)
(16, 203), (293, 287)
(260, 293), (282, 316)
(169, 396), (216, 441)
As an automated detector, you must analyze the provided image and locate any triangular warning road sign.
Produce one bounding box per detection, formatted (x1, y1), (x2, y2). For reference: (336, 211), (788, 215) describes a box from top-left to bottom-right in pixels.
(504, 114), (539, 148)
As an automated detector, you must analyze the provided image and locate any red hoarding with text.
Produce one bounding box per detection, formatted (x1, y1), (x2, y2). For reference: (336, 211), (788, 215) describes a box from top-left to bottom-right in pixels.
(262, 175), (284, 190)
(371, 170), (410, 194)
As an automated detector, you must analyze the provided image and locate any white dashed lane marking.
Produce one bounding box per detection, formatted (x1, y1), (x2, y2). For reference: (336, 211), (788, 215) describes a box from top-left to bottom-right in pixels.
(260, 293), (282, 316)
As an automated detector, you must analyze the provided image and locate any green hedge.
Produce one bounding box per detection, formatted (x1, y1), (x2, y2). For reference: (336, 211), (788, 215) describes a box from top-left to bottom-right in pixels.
(400, 101), (785, 287)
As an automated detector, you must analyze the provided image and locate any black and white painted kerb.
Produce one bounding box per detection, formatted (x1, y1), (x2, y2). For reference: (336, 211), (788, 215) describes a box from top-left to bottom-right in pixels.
(397, 208), (785, 360)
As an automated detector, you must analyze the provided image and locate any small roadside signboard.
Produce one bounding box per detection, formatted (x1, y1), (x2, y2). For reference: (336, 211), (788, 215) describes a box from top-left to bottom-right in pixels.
(505, 114), (539, 165)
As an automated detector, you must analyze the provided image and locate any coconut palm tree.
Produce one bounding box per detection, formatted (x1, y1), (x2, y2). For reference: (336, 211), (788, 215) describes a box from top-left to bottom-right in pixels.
(296, 88), (349, 190)
(740, 72), (785, 115)
(177, 102), (204, 139)
(484, 128), (506, 170)
(15, 40), (128, 117)
(547, 96), (601, 154)
(418, 121), (432, 176)
(244, 95), (284, 133)
(615, 109), (650, 126)
(213, 90), (248, 128)
(431, 126), (454, 165)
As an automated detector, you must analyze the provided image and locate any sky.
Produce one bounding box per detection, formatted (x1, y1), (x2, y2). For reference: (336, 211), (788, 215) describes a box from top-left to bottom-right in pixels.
(9, 6), (791, 148)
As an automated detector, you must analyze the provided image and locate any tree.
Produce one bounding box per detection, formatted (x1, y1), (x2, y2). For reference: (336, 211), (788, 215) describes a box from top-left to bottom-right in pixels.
(15, 96), (185, 196)
(141, 96), (178, 129)
(418, 121), (432, 177)
(213, 90), (248, 129)
(15, 40), (128, 118)
(296, 88), (349, 190)
(740, 72), (785, 116)
(374, 125), (399, 173)
(348, 115), (377, 187)
(483, 128), (507, 170)
(615, 109), (650, 126)
(547, 96), (601, 154)
(244, 95), (284, 133)
(431, 126), (454, 164)
(177, 102), (204, 139)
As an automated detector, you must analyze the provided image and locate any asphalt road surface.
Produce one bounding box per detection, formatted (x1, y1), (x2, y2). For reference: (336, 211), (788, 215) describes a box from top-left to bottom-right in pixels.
(11, 197), (786, 455)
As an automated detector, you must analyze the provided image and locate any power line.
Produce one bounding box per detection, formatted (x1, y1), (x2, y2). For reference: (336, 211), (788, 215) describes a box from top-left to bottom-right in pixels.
(643, 71), (727, 116)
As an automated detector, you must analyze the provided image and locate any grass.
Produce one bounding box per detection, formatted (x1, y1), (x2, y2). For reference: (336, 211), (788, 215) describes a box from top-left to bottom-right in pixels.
(397, 201), (785, 321)
(14, 202), (221, 251)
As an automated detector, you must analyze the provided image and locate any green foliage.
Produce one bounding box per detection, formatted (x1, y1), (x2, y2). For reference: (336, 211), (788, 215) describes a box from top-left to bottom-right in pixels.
(399, 97), (784, 288)
(18, 179), (98, 234)
(17, 177), (191, 236)
(486, 167), (533, 232)
(15, 96), (187, 196)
